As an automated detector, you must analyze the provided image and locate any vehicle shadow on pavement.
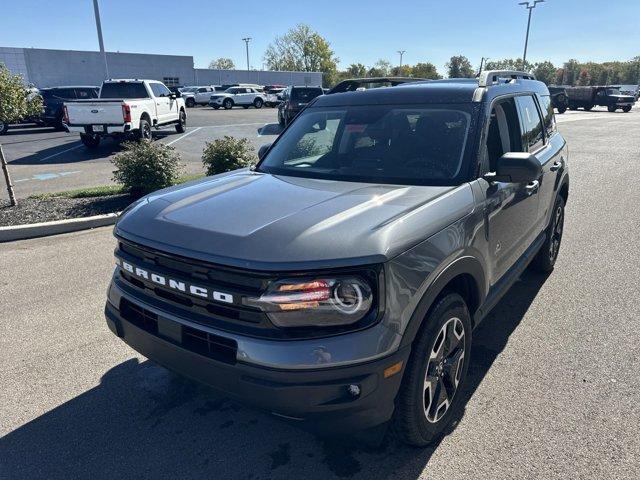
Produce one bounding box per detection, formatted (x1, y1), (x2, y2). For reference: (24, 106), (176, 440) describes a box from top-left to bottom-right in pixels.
(8, 139), (121, 165)
(0, 271), (549, 480)
(258, 123), (284, 136)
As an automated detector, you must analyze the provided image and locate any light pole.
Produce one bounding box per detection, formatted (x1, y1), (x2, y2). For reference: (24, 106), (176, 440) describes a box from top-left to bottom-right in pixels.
(92, 0), (109, 79)
(397, 50), (406, 71)
(477, 57), (489, 75)
(519, 0), (545, 70)
(242, 37), (252, 72)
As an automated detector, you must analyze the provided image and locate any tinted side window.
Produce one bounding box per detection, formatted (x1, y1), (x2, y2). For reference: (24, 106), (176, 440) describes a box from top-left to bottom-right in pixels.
(100, 82), (149, 99)
(75, 88), (97, 99)
(538, 95), (556, 136)
(54, 88), (76, 99)
(515, 95), (544, 152)
(197, 88), (207, 93)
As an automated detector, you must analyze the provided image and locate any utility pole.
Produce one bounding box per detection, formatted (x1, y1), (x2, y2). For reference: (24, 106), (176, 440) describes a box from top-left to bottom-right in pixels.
(92, 0), (109, 79)
(397, 50), (406, 71)
(242, 37), (252, 72)
(519, 0), (545, 70)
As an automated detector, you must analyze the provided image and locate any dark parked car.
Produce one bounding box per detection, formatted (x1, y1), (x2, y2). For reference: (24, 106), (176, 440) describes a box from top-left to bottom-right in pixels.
(277, 86), (324, 126)
(107, 70), (569, 446)
(565, 86), (635, 112)
(40, 86), (99, 129)
(547, 86), (569, 113)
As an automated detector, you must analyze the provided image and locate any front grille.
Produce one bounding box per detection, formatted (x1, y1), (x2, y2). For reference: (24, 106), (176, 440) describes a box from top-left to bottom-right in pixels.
(120, 297), (237, 364)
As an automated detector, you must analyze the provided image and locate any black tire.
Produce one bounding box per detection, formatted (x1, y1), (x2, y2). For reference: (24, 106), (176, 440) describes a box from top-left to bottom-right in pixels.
(54, 113), (66, 131)
(557, 107), (567, 114)
(0, 120), (8, 135)
(531, 195), (565, 272)
(392, 292), (472, 447)
(583, 105), (593, 111)
(185, 98), (195, 108)
(137, 118), (152, 141)
(622, 105), (632, 113)
(212, 105), (220, 110)
(223, 98), (233, 110)
(568, 105), (577, 110)
(80, 133), (100, 149)
(277, 109), (285, 127)
(253, 97), (264, 109)
(243, 105), (249, 109)
(607, 105), (617, 113)
(175, 110), (186, 133)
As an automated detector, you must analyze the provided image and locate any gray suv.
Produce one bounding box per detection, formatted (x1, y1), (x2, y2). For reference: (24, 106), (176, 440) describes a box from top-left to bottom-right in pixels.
(105, 70), (569, 446)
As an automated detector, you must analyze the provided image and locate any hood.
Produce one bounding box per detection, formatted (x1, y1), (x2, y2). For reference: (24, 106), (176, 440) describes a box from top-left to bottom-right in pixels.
(115, 171), (474, 271)
(612, 94), (635, 102)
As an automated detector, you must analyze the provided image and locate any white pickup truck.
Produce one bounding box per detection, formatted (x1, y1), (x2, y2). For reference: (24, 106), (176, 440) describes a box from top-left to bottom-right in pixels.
(64, 79), (187, 149)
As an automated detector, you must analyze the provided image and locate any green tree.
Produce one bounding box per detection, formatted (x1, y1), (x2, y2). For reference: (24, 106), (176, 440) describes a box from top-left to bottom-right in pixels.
(208, 58), (235, 69)
(532, 61), (556, 85)
(345, 63), (367, 77)
(0, 63), (43, 132)
(411, 62), (441, 79)
(562, 59), (581, 85)
(446, 55), (474, 78)
(484, 58), (533, 72)
(367, 59), (392, 77)
(390, 65), (412, 76)
(577, 69), (591, 86)
(264, 24), (339, 86)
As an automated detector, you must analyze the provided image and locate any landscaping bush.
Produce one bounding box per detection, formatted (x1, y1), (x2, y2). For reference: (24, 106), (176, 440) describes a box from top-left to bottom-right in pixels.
(201, 136), (256, 176)
(111, 140), (183, 196)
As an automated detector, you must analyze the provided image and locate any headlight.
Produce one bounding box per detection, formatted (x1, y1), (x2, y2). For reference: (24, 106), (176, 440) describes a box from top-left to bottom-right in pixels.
(244, 276), (374, 327)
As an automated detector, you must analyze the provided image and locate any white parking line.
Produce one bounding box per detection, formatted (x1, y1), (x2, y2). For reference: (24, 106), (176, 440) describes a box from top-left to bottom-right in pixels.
(37, 143), (83, 162)
(201, 122), (265, 129)
(165, 127), (203, 146)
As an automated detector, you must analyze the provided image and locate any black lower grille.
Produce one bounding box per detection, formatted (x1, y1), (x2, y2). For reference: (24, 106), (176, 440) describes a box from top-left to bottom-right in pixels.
(119, 298), (237, 364)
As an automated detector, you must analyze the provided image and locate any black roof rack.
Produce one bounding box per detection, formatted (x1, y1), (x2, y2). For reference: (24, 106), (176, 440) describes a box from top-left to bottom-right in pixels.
(478, 70), (536, 87)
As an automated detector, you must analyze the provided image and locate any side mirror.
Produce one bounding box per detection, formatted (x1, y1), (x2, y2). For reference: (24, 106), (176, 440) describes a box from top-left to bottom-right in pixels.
(258, 143), (272, 160)
(276, 94), (283, 101)
(484, 152), (541, 183)
(169, 93), (177, 99)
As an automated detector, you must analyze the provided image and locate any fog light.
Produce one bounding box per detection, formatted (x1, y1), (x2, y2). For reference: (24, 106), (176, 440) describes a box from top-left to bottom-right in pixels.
(347, 384), (361, 397)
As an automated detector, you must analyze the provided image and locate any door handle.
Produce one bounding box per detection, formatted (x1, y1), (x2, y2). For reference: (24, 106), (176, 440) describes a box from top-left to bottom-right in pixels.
(525, 180), (539, 194)
(550, 161), (563, 171)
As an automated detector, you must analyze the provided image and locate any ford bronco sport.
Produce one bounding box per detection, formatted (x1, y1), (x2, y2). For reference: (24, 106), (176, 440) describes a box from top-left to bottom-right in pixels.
(105, 70), (569, 446)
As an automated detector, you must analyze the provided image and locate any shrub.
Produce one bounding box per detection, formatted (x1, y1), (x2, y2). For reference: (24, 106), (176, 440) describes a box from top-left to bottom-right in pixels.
(111, 140), (183, 196)
(201, 136), (256, 176)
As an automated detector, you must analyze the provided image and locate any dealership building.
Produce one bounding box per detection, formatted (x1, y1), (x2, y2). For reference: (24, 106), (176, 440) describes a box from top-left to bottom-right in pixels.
(0, 46), (322, 88)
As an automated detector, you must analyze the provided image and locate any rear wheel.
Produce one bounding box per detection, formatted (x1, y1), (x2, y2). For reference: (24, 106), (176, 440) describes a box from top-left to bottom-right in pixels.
(0, 120), (8, 135)
(583, 105), (593, 111)
(185, 97), (195, 108)
(531, 195), (565, 272)
(175, 110), (186, 133)
(253, 97), (264, 109)
(392, 293), (472, 446)
(622, 105), (632, 113)
(223, 98), (233, 110)
(277, 109), (285, 126)
(80, 133), (100, 149)
(608, 105), (617, 112)
(212, 105), (220, 110)
(137, 118), (152, 141)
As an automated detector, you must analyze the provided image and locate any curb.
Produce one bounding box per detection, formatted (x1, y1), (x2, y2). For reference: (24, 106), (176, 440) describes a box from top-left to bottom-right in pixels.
(0, 212), (119, 242)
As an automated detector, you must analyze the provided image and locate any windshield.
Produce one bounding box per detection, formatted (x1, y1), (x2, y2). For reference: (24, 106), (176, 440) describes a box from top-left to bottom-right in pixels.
(291, 88), (323, 102)
(606, 88), (621, 95)
(180, 87), (197, 93)
(100, 82), (149, 99)
(258, 104), (472, 186)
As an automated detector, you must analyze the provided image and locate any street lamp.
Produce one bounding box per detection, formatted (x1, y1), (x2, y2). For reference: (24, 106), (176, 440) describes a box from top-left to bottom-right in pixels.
(92, 0), (109, 79)
(242, 37), (252, 71)
(397, 50), (406, 71)
(518, 0), (545, 70)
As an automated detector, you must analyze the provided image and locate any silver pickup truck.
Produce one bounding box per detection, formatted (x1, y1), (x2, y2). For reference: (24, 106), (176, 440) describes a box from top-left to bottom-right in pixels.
(64, 79), (187, 149)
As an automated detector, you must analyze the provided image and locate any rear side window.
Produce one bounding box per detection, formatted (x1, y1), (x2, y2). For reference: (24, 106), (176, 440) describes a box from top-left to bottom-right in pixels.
(515, 95), (544, 152)
(75, 88), (98, 99)
(538, 95), (556, 136)
(100, 82), (149, 99)
(291, 88), (323, 102)
(52, 88), (76, 99)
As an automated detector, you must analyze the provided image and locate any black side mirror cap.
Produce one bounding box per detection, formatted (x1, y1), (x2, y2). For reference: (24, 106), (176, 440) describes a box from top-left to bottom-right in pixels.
(258, 143), (272, 160)
(484, 152), (541, 183)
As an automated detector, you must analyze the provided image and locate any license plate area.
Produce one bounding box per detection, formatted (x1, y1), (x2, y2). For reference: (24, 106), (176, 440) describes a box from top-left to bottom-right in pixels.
(92, 125), (105, 133)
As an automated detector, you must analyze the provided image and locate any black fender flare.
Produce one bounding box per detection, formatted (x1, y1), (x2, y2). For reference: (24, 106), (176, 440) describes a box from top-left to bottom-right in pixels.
(399, 255), (486, 348)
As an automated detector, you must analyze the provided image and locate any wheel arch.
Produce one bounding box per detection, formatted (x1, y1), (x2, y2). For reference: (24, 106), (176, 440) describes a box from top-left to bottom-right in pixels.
(399, 256), (486, 348)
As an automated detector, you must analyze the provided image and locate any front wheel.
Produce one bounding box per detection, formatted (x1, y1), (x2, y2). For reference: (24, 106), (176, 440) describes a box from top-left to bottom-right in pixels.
(212, 105), (220, 110)
(175, 110), (186, 133)
(253, 98), (263, 109)
(583, 105), (593, 111)
(80, 133), (100, 149)
(223, 98), (233, 110)
(557, 106), (567, 114)
(531, 195), (565, 272)
(622, 106), (632, 113)
(607, 105), (617, 112)
(0, 120), (8, 135)
(277, 109), (285, 127)
(392, 293), (472, 446)
(185, 98), (195, 108)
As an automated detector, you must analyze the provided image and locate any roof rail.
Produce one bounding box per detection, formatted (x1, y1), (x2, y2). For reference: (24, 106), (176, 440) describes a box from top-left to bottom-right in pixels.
(478, 70), (536, 87)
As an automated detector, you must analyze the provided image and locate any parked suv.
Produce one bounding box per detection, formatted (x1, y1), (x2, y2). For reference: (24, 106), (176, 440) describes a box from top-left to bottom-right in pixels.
(40, 86), (99, 129)
(547, 86), (569, 114)
(106, 71), (568, 445)
(565, 85), (635, 112)
(277, 86), (324, 126)
(208, 86), (266, 109)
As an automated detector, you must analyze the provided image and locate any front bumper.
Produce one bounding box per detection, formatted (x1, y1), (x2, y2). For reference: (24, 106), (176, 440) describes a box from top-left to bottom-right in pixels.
(105, 279), (409, 432)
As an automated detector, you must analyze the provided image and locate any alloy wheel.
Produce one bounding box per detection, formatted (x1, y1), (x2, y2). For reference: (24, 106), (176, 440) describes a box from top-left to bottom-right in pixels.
(423, 317), (466, 423)
(549, 204), (564, 262)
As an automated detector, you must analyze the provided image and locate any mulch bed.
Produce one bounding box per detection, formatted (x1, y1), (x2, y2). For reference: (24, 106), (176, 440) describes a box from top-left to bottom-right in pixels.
(0, 194), (136, 227)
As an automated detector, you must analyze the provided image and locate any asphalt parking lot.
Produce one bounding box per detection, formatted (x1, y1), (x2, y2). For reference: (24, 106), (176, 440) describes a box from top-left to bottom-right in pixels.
(0, 105), (634, 199)
(1, 108), (640, 480)
(0, 106), (282, 198)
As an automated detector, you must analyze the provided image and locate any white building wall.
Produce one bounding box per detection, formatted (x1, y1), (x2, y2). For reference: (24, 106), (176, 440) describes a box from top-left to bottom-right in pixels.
(194, 69), (322, 87)
(0, 47), (30, 83)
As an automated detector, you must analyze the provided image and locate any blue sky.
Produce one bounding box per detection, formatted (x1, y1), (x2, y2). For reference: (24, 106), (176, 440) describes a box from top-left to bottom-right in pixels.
(2, 0), (639, 74)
